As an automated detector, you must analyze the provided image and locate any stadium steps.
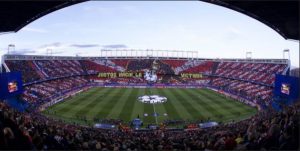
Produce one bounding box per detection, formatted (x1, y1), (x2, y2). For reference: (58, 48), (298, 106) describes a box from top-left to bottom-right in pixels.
(209, 62), (220, 84)
(211, 62), (220, 75)
(2, 61), (10, 72)
(32, 60), (49, 78)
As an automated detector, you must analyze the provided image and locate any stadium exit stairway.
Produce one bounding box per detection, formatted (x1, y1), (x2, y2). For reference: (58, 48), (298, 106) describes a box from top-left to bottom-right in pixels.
(211, 62), (220, 75)
(209, 62), (220, 84)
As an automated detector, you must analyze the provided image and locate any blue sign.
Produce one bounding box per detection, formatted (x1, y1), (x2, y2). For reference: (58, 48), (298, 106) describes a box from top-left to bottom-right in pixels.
(273, 74), (299, 106)
(94, 123), (116, 129)
(0, 72), (23, 99)
(199, 121), (218, 128)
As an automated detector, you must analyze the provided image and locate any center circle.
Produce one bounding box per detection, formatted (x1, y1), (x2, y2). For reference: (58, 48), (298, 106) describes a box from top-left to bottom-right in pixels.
(137, 95), (167, 104)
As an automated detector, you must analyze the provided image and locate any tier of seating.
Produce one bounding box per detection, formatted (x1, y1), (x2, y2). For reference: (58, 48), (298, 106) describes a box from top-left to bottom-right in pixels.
(211, 77), (273, 103)
(5, 60), (42, 83)
(176, 60), (214, 74)
(6, 59), (286, 86)
(161, 59), (187, 68)
(127, 59), (155, 71)
(215, 62), (287, 85)
(5, 60), (86, 83)
(80, 60), (118, 74)
(34, 60), (85, 78)
(110, 59), (130, 68)
(21, 76), (89, 107)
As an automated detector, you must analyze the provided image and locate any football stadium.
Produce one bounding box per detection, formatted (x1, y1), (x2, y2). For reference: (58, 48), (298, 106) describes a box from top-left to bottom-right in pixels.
(0, 1), (299, 150)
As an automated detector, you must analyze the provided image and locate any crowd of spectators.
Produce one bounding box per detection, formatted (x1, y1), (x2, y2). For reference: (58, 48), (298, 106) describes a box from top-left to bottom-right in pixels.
(22, 76), (89, 108)
(6, 59), (287, 88)
(0, 100), (298, 150)
(161, 60), (187, 68)
(35, 60), (85, 78)
(110, 59), (130, 68)
(5, 60), (87, 84)
(214, 62), (287, 85)
(178, 61), (214, 75)
(127, 59), (154, 71)
(5, 60), (42, 83)
(210, 62), (288, 106)
(81, 60), (118, 74)
(211, 77), (273, 104)
(173, 60), (214, 75)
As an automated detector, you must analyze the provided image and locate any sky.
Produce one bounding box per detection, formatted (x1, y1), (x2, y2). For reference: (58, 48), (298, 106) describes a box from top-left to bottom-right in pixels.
(0, 1), (299, 67)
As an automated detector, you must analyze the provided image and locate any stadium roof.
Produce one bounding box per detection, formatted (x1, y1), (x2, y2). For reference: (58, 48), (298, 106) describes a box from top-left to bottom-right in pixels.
(0, 0), (86, 34)
(0, 0), (298, 40)
(202, 0), (299, 41)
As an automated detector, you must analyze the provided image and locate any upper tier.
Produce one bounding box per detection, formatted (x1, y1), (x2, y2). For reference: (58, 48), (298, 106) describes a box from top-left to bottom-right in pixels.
(2, 55), (289, 86)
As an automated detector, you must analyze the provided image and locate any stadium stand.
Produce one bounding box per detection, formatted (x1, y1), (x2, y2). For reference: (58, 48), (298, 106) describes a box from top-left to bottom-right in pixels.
(214, 62), (287, 85)
(211, 77), (273, 104)
(161, 59), (187, 68)
(34, 60), (85, 78)
(5, 60), (42, 83)
(3, 56), (289, 108)
(21, 76), (89, 108)
(210, 61), (288, 106)
(110, 59), (130, 68)
(80, 60), (119, 74)
(175, 60), (214, 75)
(1, 55), (297, 150)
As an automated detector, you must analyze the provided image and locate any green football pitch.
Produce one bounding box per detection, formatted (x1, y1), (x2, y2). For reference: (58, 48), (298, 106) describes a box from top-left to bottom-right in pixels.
(42, 87), (257, 126)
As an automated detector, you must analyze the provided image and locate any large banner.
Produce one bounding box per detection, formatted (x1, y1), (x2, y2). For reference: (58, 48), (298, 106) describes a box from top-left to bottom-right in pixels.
(0, 72), (23, 99)
(180, 73), (203, 78)
(98, 72), (143, 78)
(273, 74), (299, 106)
(98, 72), (203, 79)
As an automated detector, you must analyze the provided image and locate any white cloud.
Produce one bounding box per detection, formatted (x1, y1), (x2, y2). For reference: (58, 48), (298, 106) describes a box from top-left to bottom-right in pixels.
(34, 42), (70, 55)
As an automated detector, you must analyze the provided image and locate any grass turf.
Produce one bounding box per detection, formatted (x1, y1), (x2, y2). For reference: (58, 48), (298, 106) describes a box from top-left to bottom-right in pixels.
(42, 87), (257, 126)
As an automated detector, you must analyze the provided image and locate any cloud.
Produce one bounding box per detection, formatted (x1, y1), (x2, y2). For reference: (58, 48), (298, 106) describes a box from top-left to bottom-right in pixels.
(101, 44), (128, 49)
(9, 49), (36, 55)
(38, 42), (64, 49)
(22, 27), (48, 33)
(50, 51), (64, 54)
(34, 42), (69, 55)
(70, 44), (100, 48)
